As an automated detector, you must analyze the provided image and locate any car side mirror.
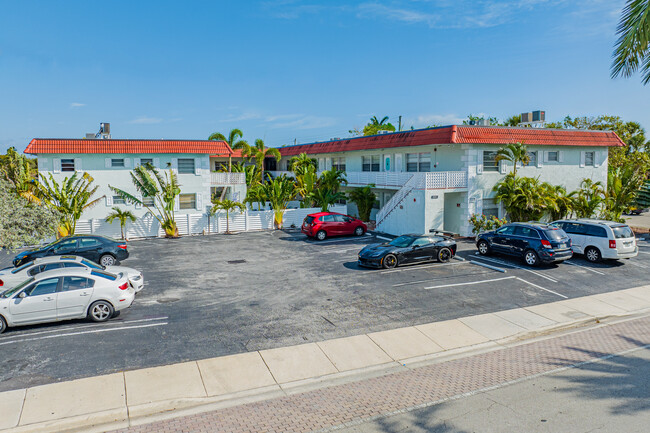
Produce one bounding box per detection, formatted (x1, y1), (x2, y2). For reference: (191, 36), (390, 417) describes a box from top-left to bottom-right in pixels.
(18, 292), (26, 299)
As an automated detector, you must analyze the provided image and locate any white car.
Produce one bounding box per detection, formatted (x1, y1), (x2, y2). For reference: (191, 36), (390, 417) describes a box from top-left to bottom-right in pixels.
(0, 255), (144, 292)
(0, 267), (135, 333)
(552, 219), (638, 262)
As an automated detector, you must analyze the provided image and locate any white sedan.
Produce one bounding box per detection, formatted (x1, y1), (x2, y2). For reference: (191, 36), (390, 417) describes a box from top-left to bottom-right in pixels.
(0, 255), (144, 292)
(0, 267), (135, 333)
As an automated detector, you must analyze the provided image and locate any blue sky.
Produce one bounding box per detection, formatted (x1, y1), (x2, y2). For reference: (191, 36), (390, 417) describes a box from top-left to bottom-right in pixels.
(0, 0), (645, 152)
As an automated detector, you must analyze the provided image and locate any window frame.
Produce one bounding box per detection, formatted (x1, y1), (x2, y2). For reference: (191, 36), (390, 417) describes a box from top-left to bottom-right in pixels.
(112, 195), (126, 206)
(177, 158), (196, 174)
(547, 151), (559, 162)
(179, 193), (197, 210)
(584, 151), (595, 167)
(111, 158), (125, 168)
(61, 159), (75, 172)
(482, 151), (499, 172)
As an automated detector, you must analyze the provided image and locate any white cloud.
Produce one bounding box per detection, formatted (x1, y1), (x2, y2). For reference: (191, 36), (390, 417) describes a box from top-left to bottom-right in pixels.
(70, 102), (85, 108)
(128, 116), (163, 124)
(270, 115), (338, 130)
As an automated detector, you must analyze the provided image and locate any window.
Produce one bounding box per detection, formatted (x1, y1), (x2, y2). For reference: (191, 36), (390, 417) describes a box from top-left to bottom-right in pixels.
(143, 196), (155, 206)
(178, 158), (195, 174)
(513, 226), (539, 238)
(418, 153), (431, 171)
(61, 159), (75, 172)
(214, 161), (227, 172)
(52, 239), (77, 254)
(585, 151), (595, 166)
(496, 225), (515, 235)
(63, 262), (85, 268)
(140, 158), (153, 166)
(544, 229), (566, 241)
(362, 155), (381, 172)
(332, 157), (346, 172)
(526, 151), (537, 167)
(113, 195), (126, 205)
(111, 158), (125, 168)
(585, 225), (607, 237)
(333, 214), (346, 222)
(561, 222), (587, 235)
(406, 153), (430, 172)
(612, 225), (633, 239)
(320, 215), (335, 222)
(79, 238), (102, 248)
(61, 276), (94, 292)
(412, 237), (431, 247)
(482, 199), (499, 219)
(28, 263), (63, 276)
(179, 193), (196, 209)
(547, 151), (559, 162)
(25, 278), (60, 297)
(81, 259), (103, 270)
(406, 153), (418, 172)
(483, 151), (499, 172)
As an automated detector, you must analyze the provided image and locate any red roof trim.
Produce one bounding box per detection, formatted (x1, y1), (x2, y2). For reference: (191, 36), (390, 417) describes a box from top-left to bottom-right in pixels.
(278, 126), (625, 157)
(25, 139), (233, 155)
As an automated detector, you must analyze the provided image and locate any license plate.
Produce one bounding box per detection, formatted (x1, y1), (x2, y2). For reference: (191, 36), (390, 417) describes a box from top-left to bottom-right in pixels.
(624, 242), (633, 247)
(559, 243), (566, 249)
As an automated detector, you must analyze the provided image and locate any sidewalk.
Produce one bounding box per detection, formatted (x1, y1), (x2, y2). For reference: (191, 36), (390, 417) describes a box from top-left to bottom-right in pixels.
(2, 286), (650, 433)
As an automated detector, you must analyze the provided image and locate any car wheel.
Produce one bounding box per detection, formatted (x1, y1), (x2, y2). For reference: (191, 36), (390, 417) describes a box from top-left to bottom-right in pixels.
(438, 247), (453, 263)
(383, 254), (398, 269)
(523, 250), (539, 267)
(99, 254), (116, 267)
(88, 301), (114, 323)
(477, 240), (490, 255)
(316, 230), (327, 241)
(0, 316), (6, 334)
(354, 226), (365, 236)
(585, 247), (601, 263)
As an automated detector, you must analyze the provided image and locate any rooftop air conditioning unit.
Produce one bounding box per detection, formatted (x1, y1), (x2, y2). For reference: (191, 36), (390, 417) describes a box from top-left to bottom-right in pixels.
(478, 119), (490, 126)
(521, 112), (533, 123)
(469, 120), (477, 125)
(85, 133), (95, 139)
(330, 137), (341, 141)
(378, 130), (392, 134)
(532, 110), (545, 122)
(100, 123), (111, 134)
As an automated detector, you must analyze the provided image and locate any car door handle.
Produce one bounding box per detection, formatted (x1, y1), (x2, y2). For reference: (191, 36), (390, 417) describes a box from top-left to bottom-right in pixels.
(80, 292), (90, 296)
(43, 297), (54, 301)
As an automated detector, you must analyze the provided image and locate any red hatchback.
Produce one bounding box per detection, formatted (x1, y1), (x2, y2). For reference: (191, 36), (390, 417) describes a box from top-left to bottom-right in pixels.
(302, 212), (367, 241)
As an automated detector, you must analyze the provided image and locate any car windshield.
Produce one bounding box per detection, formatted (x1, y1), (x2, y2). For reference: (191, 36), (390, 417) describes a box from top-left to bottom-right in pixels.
(81, 259), (104, 270)
(611, 225), (634, 239)
(0, 277), (34, 298)
(389, 236), (415, 248)
(544, 229), (566, 241)
(11, 261), (34, 274)
(305, 216), (315, 224)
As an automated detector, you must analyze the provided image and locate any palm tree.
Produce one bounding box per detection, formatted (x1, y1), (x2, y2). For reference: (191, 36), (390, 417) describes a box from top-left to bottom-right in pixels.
(570, 179), (605, 218)
(364, 116), (396, 135)
(602, 166), (645, 221)
(495, 142), (530, 175)
(1, 147), (39, 203)
(318, 169), (347, 193)
(370, 116), (390, 126)
(611, 0), (650, 84)
(545, 185), (574, 221)
(347, 185), (376, 221)
(245, 139), (281, 183)
(295, 169), (318, 208)
(260, 175), (297, 228)
(37, 172), (103, 237)
(110, 163), (181, 238)
(210, 198), (246, 233)
(290, 153), (317, 175)
(208, 129), (249, 172)
(493, 173), (546, 222)
(244, 183), (267, 211)
(310, 187), (346, 212)
(105, 207), (136, 240)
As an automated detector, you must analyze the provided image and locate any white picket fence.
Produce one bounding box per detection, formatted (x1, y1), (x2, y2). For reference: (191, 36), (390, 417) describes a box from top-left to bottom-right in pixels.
(74, 205), (347, 239)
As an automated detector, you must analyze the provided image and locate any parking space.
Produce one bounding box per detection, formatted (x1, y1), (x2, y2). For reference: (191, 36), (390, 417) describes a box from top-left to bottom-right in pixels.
(1, 231), (650, 392)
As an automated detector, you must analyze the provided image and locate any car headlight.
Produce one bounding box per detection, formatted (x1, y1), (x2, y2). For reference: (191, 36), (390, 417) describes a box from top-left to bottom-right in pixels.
(131, 274), (142, 281)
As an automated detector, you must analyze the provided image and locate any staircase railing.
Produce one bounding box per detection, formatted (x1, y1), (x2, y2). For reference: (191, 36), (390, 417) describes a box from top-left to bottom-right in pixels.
(375, 173), (424, 227)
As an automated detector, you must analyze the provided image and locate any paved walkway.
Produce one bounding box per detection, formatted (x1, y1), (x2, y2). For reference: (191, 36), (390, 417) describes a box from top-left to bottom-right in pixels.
(1, 286), (649, 433)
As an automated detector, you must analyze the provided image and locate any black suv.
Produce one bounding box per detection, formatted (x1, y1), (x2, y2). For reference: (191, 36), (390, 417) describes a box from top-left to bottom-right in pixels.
(13, 235), (129, 267)
(476, 222), (572, 266)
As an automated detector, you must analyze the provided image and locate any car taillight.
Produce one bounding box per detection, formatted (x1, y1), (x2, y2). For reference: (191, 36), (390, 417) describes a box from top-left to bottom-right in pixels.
(118, 244), (128, 250)
(118, 282), (128, 290)
(541, 240), (552, 248)
(609, 240), (616, 249)
(0, 279), (3, 287)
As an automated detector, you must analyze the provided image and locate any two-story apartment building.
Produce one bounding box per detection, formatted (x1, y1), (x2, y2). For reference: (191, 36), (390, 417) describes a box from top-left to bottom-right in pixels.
(274, 125), (624, 237)
(24, 138), (248, 221)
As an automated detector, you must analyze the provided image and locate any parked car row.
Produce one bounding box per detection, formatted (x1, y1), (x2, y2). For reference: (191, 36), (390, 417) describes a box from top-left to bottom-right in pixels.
(0, 235), (142, 334)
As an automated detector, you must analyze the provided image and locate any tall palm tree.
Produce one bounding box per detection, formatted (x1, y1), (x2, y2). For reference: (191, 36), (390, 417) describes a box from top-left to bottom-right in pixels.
(110, 163), (181, 237)
(611, 0), (650, 84)
(210, 198), (246, 233)
(318, 169), (347, 193)
(545, 185), (574, 221)
(245, 139), (281, 183)
(37, 172), (103, 237)
(208, 129), (249, 172)
(494, 142), (530, 176)
(348, 185), (377, 221)
(570, 179), (605, 218)
(105, 207), (136, 240)
(260, 175), (297, 228)
(295, 169), (318, 208)
(244, 183), (267, 211)
(310, 188), (346, 212)
(370, 116), (390, 126)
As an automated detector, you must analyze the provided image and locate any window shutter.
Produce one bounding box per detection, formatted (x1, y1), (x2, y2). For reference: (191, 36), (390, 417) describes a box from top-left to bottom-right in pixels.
(106, 195), (113, 207)
(171, 158), (178, 172)
(543, 152), (549, 163)
(558, 151), (564, 163)
(595, 151), (604, 167)
(476, 151), (483, 175)
(579, 152), (585, 168)
(74, 158), (82, 172)
(134, 158), (140, 167)
(38, 158), (48, 171)
(325, 157), (331, 170)
(135, 194), (142, 209)
(125, 158), (131, 168)
(499, 160), (507, 174)
(53, 159), (61, 173)
(195, 158), (201, 175)
(154, 158), (160, 168)
(105, 158), (111, 168)
(196, 193), (203, 210)
(536, 151), (543, 168)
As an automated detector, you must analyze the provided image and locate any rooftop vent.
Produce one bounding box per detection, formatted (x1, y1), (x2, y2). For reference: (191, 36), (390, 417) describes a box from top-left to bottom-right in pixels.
(377, 130), (392, 134)
(519, 110), (545, 127)
(477, 119), (490, 126)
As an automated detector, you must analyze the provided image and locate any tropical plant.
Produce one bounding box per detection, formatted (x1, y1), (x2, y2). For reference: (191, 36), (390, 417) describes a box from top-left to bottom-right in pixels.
(210, 198), (246, 233)
(208, 128), (249, 172)
(570, 179), (605, 219)
(493, 174), (549, 222)
(110, 163), (181, 238)
(318, 169), (347, 193)
(37, 172), (103, 237)
(468, 214), (508, 239)
(105, 207), (136, 240)
(221, 162), (262, 188)
(347, 185), (376, 221)
(244, 139), (281, 183)
(0, 180), (60, 251)
(295, 168), (318, 208)
(545, 185), (574, 221)
(602, 165), (646, 221)
(611, 0), (650, 84)
(290, 152), (317, 175)
(0, 147), (39, 203)
(494, 142), (530, 175)
(310, 187), (346, 212)
(260, 175), (297, 228)
(363, 116), (396, 136)
(244, 183), (267, 211)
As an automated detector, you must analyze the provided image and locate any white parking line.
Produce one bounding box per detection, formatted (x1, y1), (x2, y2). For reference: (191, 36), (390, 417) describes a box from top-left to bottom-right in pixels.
(626, 260), (648, 269)
(376, 236), (392, 241)
(0, 322), (168, 346)
(471, 255), (559, 283)
(307, 238), (368, 245)
(564, 261), (606, 275)
(515, 277), (568, 299)
(320, 247), (364, 254)
(380, 261), (468, 274)
(424, 276), (516, 290)
(637, 251), (650, 255)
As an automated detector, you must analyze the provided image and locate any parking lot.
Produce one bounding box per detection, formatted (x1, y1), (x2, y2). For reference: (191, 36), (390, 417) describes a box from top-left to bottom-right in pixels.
(1, 230), (650, 392)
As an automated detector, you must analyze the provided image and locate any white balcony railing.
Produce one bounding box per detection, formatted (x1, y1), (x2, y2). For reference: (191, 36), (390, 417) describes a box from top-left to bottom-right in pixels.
(210, 172), (246, 185)
(268, 170), (467, 189)
(425, 171), (467, 189)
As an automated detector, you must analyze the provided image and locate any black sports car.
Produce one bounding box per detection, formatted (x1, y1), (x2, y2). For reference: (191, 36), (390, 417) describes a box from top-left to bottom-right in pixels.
(358, 234), (457, 269)
(12, 235), (129, 267)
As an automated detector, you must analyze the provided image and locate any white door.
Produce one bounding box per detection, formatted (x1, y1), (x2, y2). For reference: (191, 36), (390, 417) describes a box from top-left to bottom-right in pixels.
(9, 277), (60, 324)
(57, 276), (95, 319)
(395, 154), (403, 172)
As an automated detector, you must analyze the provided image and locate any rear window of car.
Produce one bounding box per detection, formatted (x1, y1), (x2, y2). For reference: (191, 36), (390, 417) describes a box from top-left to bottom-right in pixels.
(543, 229), (566, 241)
(81, 259), (103, 270)
(585, 225), (608, 238)
(91, 270), (118, 281)
(305, 216), (315, 224)
(611, 225), (634, 239)
(11, 261), (34, 274)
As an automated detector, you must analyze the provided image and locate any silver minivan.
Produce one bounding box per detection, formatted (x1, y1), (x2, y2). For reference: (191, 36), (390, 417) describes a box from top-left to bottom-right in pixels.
(552, 219), (638, 262)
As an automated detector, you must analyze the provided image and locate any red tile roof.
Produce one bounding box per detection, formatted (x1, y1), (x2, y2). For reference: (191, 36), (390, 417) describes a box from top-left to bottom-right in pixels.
(24, 139), (233, 155)
(278, 125), (625, 156)
(211, 149), (246, 158)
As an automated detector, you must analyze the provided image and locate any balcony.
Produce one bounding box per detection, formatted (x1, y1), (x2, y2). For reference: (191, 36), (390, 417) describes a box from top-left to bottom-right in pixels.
(267, 171), (467, 190)
(210, 172), (246, 185)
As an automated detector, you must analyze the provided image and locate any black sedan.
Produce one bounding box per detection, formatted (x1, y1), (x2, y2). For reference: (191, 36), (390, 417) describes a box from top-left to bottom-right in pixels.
(358, 234), (457, 269)
(13, 235), (129, 267)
